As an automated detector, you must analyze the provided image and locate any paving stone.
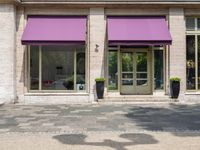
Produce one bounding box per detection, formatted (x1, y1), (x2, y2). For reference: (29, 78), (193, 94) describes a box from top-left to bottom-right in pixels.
(42, 123), (54, 126)
(1, 104), (200, 133)
(18, 123), (31, 126)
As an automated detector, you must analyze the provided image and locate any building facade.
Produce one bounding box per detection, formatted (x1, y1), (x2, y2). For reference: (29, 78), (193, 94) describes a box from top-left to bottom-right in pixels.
(0, 0), (200, 104)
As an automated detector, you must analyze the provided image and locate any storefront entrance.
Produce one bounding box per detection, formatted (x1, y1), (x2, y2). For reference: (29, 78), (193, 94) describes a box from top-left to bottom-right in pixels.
(120, 48), (152, 95)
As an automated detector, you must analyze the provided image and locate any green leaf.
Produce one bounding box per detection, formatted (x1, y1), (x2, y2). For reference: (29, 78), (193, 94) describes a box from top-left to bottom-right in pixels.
(95, 77), (105, 82)
(170, 77), (181, 82)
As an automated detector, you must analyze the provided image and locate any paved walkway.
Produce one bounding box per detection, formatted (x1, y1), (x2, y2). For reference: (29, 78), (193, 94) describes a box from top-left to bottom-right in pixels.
(1, 103), (200, 149)
(1, 103), (200, 133)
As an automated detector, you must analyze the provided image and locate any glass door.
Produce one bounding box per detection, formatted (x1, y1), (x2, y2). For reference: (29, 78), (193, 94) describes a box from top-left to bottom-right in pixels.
(135, 51), (152, 94)
(121, 52), (134, 94)
(120, 48), (152, 95)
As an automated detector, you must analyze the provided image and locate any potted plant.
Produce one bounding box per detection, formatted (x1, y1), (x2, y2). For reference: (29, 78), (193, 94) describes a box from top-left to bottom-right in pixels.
(170, 77), (181, 99)
(95, 77), (105, 99)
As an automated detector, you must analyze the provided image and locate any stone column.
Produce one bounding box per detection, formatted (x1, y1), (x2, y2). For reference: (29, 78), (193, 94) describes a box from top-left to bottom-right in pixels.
(89, 8), (106, 101)
(16, 6), (26, 103)
(0, 4), (16, 104)
(169, 8), (186, 98)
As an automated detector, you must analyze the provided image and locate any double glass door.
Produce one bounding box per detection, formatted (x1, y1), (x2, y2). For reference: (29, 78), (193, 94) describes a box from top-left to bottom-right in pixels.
(120, 48), (152, 95)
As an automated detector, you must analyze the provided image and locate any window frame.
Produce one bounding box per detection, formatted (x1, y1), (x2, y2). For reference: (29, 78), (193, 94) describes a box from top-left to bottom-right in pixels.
(152, 46), (165, 91)
(186, 17), (200, 91)
(107, 46), (120, 92)
(106, 45), (166, 92)
(28, 45), (87, 93)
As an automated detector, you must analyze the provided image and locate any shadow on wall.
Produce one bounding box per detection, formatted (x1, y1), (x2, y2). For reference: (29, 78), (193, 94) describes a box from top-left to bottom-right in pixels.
(53, 133), (158, 150)
(125, 104), (200, 136)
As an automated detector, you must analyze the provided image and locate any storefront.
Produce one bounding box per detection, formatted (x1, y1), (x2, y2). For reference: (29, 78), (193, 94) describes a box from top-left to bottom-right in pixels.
(22, 16), (87, 93)
(106, 17), (171, 95)
(0, 0), (200, 104)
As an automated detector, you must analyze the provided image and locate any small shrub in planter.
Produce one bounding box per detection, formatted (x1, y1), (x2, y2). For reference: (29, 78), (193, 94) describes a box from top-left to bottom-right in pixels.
(95, 78), (105, 99)
(170, 77), (181, 99)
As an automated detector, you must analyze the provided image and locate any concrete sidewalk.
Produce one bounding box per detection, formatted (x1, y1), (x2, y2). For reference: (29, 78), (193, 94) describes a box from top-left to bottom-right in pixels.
(0, 131), (200, 150)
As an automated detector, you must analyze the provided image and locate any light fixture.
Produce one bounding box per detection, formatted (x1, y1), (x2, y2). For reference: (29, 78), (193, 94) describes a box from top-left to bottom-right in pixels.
(95, 44), (99, 52)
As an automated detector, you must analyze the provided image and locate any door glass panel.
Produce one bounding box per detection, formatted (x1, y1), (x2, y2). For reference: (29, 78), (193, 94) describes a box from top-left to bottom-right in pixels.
(122, 73), (133, 79)
(136, 52), (147, 72)
(122, 80), (133, 85)
(137, 80), (148, 86)
(136, 52), (148, 86)
(122, 53), (133, 72)
(121, 52), (134, 86)
(108, 51), (118, 90)
(186, 35), (196, 90)
(137, 73), (147, 79)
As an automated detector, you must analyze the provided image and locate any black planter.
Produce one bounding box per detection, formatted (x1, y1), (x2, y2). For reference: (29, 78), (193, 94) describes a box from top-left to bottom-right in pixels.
(96, 81), (104, 99)
(170, 81), (180, 99)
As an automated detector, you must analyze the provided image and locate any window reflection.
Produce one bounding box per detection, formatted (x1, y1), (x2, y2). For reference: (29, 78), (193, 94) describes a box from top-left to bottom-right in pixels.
(42, 46), (74, 90)
(122, 80), (133, 85)
(136, 52), (147, 72)
(122, 53), (133, 72)
(121, 52), (134, 86)
(136, 52), (148, 86)
(186, 18), (195, 30)
(30, 46), (39, 90)
(137, 80), (147, 86)
(76, 52), (86, 91)
(197, 18), (200, 30)
(154, 50), (164, 90)
(198, 36), (200, 89)
(186, 35), (196, 90)
(29, 45), (86, 92)
(108, 51), (118, 90)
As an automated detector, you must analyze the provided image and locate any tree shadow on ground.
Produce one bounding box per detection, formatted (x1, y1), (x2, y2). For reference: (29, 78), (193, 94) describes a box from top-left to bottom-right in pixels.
(53, 133), (158, 150)
(125, 104), (200, 136)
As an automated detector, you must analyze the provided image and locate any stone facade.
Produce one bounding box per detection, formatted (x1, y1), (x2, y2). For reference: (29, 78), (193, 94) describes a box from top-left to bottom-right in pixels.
(16, 6), (25, 103)
(89, 8), (106, 101)
(169, 8), (186, 99)
(0, 4), (16, 104)
(0, 2), (200, 104)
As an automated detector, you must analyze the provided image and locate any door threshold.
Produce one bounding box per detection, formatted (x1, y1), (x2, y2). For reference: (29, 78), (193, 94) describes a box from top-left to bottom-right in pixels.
(102, 94), (173, 103)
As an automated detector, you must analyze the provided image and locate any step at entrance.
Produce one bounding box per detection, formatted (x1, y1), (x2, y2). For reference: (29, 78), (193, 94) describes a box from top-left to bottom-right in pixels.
(100, 95), (174, 103)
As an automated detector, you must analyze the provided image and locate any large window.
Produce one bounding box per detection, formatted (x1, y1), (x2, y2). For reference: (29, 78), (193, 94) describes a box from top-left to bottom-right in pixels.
(30, 46), (39, 90)
(154, 47), (164, 90)
(29, 45), (86, 92)
(108, 49), (118, 90)
(186, 17), (200, 91)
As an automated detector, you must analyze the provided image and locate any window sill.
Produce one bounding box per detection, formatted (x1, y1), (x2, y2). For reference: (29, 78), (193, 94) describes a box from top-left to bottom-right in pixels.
(25, 92), (89, 96)
(108, 90), (119, 92)
(185, 91), (200, 95)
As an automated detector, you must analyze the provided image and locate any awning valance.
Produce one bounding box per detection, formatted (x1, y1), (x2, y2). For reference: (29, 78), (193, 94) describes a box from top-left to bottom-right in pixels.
(107, 16), (172, 46)
(21, 16), (87, 45)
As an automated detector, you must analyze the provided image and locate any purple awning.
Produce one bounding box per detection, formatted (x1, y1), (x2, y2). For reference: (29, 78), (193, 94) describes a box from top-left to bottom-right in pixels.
(22, 16), (87, 45)
(108, 16), (172, 45)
